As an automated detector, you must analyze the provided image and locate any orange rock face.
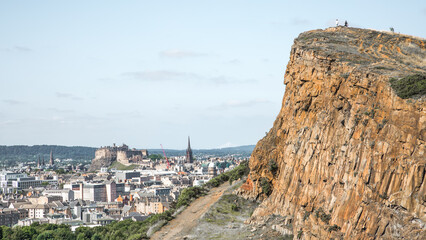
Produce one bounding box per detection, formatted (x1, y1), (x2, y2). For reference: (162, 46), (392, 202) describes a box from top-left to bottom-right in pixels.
(239, 27), (425, 239)
(241, 176), (254, 192)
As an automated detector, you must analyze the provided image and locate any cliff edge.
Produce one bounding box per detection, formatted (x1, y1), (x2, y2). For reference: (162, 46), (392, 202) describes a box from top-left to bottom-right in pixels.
(239, 27), (425, 239)
(88, 147), (117, 171)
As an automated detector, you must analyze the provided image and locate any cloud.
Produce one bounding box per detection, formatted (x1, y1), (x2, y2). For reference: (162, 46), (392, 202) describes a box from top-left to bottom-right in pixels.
(2, 99), (25, 105)
(0, 120), (22, 126)
(48, 108), (75, 113)
(209, 76), (230, 84)
(209, 76), (256, 85)
(122, 70), (201, 81)
(106, 111), (143, 119)
(160, 49), (207, 58)
(14, 46), (32, 52)
(0, 46), (32, 52)
(227, 59), (241, 64)
(291, 18), (310, 26)
(55, 92), (83, 101)
(120, 70), (255, 85)
(98, 77), (115, 82)
(209, 99), (271, 110)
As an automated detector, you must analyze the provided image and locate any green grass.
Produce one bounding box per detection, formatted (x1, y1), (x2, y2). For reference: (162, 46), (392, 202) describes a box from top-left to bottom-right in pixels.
(202, 194), (255, 226)
(109, 161), (138, 170)
(390, 74), (426, 99)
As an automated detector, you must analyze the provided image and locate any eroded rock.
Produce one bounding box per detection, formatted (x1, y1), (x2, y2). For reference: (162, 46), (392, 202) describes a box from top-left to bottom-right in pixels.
(238, 27), (426, 239)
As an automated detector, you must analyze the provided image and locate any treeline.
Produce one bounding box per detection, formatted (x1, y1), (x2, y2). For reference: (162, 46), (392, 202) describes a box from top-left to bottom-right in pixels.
(0, 161), (250, 240)
(0, 144), (254, 163)
(204, 160), (250, 187)
(148, 145), (255, 158)
(173, 160), (249, 209)
(0, 145), (96, 162)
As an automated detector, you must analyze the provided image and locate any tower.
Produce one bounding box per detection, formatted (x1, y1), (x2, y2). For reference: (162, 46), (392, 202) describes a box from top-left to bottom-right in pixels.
(185, 136), (193, 163)
(37, 156), (40, 168)
(208, 161), (217, 178)
(42, 156), (45, 166)
(50, 151), (54, 165)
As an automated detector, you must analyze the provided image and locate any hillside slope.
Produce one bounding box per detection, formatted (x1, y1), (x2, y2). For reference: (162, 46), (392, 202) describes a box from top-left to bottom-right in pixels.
(238, 27), (425, 239)
(151, 182), (235, 240)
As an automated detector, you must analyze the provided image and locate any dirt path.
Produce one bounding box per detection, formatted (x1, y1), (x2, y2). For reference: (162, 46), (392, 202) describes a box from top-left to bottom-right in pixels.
(151, 182), (231, 240)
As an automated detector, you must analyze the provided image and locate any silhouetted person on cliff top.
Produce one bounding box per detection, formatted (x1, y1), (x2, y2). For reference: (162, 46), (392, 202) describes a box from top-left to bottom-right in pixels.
(344, 21), (348, 27)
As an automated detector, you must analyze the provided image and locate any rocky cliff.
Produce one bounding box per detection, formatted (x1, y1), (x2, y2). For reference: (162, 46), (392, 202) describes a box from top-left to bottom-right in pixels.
(88, 147), (117, 171)
(239, 27), (425, 239)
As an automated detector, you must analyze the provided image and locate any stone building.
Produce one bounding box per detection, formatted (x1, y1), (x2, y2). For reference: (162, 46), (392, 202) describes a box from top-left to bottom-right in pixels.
(22, 204), (49, 219)
(117, 147), (148, 165)
(134, 196), (172, 215)
(89, 144), (148, 171)
(0, 208), (20, 226)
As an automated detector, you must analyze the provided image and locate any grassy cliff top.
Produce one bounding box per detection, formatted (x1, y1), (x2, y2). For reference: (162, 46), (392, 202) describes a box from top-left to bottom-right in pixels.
(295, 27), (425, 76)
(294, 27), (426, 99)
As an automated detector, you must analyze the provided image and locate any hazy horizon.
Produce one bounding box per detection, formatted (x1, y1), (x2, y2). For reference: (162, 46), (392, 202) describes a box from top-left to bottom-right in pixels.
(1, 1), (425, 149)
(0, 143), (255, 150)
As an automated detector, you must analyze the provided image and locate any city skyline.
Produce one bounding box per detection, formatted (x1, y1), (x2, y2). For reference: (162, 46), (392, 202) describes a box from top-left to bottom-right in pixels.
(1, 1), (425, 149)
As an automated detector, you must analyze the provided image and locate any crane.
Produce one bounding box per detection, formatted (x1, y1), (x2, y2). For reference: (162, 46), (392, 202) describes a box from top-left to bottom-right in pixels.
(160, 144), (171, 170)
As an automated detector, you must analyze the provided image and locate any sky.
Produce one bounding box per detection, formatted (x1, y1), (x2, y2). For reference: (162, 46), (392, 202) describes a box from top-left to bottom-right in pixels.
(1, 1), (425, 149)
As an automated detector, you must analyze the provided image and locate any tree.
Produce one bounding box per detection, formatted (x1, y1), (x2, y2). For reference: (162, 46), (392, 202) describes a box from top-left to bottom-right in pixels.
(36, 230), (55, 240)
(127, 233), (143, 240)
(55, 169), (66, 174)
(75, 227), (93, 240)
(91, 234), (102, 240)
(53, 227), (75, 240)
(148, 154), (163, 160)
(1, 226), (13, 239)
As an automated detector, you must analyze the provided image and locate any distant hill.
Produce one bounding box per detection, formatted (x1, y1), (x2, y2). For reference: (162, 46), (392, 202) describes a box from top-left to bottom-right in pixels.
(0, 145), (96, 163)
(147, 145), (255, 157)
(0, 144), (255, 163)
(210, 145), (255, 152)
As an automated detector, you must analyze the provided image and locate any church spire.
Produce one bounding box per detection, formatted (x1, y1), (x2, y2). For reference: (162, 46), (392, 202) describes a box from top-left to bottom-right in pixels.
(186, 136), (193, 163)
